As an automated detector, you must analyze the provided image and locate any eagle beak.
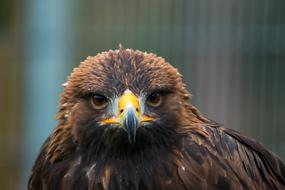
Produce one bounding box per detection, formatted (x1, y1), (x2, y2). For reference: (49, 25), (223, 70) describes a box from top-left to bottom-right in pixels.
(100, 89), (154, 144)
(122, 104), (139, 144)
(118, 90), (140, 144)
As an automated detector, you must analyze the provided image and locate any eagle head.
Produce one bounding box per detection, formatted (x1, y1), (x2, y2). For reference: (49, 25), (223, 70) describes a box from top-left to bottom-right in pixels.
(54, 46), (205, 159)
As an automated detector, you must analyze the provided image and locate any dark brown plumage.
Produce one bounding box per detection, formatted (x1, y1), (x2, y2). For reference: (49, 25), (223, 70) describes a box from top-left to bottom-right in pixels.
(28, 46), (285, 190)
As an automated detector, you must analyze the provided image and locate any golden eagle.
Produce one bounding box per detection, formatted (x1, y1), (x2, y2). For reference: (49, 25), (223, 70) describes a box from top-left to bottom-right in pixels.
(28, 46), (285, 190)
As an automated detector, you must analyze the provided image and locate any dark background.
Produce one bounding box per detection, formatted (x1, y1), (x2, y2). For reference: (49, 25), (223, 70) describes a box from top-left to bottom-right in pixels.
(0, 0), (284, 189)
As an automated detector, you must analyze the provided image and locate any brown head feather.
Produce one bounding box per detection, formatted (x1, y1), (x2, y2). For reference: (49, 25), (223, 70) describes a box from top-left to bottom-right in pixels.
(47, 47), (208, 162)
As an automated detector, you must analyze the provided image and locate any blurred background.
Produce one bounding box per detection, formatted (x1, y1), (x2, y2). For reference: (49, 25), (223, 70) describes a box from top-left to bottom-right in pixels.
(0, 0), (284, 189)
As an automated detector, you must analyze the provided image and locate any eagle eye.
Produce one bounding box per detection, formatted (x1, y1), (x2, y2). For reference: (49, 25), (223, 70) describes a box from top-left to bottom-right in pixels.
(146, 92), (162, 107)
(91, 94), (109, 109)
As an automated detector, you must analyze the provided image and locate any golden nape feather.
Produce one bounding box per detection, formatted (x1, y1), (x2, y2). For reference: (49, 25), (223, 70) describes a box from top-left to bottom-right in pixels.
(28, 46), (285, 190)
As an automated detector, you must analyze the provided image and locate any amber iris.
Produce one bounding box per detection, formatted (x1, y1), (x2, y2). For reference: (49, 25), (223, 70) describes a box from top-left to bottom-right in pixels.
(91, 95), (109, 109)
(146, 92), (161, 107)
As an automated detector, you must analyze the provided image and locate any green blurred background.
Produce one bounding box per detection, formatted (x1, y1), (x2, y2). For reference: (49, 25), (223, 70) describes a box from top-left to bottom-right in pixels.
(0, 0), (284, 189)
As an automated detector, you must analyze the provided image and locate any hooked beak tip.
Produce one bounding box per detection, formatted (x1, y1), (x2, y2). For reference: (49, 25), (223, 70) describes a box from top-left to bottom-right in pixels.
(123, 109), (139, 144)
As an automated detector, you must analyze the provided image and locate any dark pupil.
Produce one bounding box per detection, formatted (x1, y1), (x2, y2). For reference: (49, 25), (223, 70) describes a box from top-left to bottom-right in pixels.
(95, 96), (106, 104)
(149, 93), (159, 102)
